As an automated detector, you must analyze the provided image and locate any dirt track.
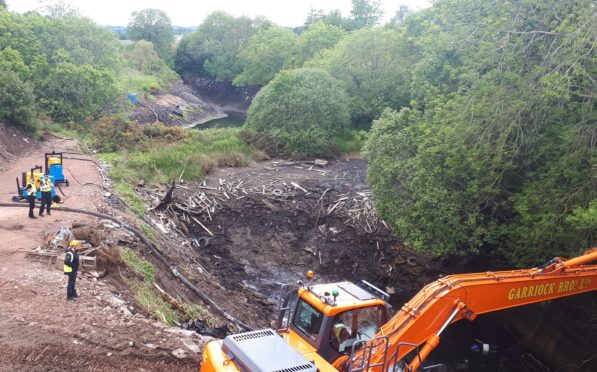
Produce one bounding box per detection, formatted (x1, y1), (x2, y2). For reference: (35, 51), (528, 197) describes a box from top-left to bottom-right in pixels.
(0, 134), (199, 371)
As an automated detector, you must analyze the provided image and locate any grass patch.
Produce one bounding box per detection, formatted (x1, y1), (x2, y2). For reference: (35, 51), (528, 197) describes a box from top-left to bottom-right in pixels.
(113, 181), (146, 216)
(183, 303), (217, 327)
(130, 280), (180, 325)
(121, 247), (156, 283)
(102, 128), (262, 185)
(140, 223), (157, 243)
(332, 129), (368, 155)
(120, 248), (179, 325)
(118, 68), (178, 95)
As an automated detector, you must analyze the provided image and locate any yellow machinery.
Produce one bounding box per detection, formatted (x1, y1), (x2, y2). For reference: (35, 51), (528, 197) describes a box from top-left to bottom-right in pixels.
(14, 165), (61, 203)
(200, 249), (597, 372)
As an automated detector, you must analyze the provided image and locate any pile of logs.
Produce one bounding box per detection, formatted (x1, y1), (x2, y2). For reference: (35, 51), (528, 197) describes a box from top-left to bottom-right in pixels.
(27, 221), (137, 269)
(321, 191), (385, 234)
(148, 170), (386, 238)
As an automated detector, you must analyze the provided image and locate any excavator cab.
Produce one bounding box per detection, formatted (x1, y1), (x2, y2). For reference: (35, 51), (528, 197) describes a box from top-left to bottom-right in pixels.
(275, 281), (390, 367)
(201, 280), (390, 372)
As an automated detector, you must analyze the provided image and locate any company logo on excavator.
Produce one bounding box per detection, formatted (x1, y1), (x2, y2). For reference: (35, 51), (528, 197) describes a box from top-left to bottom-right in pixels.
(508, 278), (592, 301)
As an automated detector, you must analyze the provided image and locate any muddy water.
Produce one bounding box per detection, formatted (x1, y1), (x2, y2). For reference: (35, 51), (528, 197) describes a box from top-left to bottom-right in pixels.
(191, 111), (246, 130)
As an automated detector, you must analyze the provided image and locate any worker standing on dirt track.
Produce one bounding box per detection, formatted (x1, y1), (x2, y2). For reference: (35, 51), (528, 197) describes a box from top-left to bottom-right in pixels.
(39, 174), (53, 216)
(64, 240), (81, 301)
(25, 179), (37, 219)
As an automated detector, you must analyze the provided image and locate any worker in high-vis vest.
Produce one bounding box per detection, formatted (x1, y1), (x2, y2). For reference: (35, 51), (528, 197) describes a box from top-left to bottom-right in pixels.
(39, 174), (53, 217)
(64, 240), (81, 301)
(25, 179), (37, 219)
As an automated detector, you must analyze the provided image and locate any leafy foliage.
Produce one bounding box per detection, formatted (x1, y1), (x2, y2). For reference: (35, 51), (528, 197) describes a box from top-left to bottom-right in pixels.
(365, 0), (596, 265)
(0, 70), (35, 128)
(233, 25), (297, 86)
(174, 11), (265, 80)
(350, 0), (383, 29)
(308, 28), (412, 125)
(295, 22), (346, 67)
(127, 8), (173, 60)
(39, 62), (116, 122)
(244, 68), (350, 157)
(0, 8), (122, 124)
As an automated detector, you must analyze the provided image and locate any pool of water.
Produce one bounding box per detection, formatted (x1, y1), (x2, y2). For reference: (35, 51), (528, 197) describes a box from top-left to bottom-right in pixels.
(193, 111), (246, 129)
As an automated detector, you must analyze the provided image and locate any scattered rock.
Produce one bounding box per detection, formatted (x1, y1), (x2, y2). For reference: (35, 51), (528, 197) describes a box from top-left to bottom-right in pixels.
(182, 339), (200, 353)
(172, 348), (187, 359)
(164, 328), (196, 338)
(314, 159), (328, 167)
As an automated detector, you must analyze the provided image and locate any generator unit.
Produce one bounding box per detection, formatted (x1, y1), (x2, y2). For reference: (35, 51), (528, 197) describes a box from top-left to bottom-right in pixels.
(45, 151), (69, 186)
(13, 165), (61, 203)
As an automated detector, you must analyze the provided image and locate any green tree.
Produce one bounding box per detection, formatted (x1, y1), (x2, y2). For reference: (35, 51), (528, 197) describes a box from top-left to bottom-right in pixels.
(244, 68), (350, 156)
(320, 10), (351, 30)
(174, 11), (264, 80)
(295, 22), (345, 67)
(128, 40), (161, 73)
(350, 0), (383, 29)
(127, 8), (173, 60)
(304, 8), (325, 27)
(0, 70), (35, 128)
(233, 25), (297, 86)
(0, 1), (6, 9)
(0, 47), (30, 80)
(365, 0), (596, 265)
(389, 5), (411, 25)
(40, 62), (116, 122)
(309, 28), (412, 124)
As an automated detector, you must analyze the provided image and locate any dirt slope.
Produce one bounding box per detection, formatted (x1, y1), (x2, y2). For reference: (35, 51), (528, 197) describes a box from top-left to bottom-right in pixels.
(0, 134), (200, 371)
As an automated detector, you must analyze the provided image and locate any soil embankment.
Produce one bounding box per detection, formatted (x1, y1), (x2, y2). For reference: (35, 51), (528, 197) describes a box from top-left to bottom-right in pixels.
(0, 131), (201, 371)
(130, 75), (257, 128)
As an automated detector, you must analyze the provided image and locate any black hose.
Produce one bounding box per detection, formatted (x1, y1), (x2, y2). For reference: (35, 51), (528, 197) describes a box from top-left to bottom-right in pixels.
(0, 202), (253, 331)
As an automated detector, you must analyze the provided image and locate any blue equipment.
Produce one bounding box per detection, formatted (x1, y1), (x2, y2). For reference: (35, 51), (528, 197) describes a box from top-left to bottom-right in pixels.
(45, 152), (69, 186)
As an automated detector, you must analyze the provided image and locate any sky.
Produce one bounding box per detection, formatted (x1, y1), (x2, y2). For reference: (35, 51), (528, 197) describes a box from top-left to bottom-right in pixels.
(6, 0), (431, 27)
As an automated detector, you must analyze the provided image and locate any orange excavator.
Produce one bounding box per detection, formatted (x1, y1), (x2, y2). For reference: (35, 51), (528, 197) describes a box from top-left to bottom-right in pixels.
(200, 249), (597, 372)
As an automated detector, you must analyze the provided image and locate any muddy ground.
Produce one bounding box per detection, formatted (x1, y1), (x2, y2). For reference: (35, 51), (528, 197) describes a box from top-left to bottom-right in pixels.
(144, 158), (596, 372)
(0, 122), (595, 371)
(0, 129), (202, 371)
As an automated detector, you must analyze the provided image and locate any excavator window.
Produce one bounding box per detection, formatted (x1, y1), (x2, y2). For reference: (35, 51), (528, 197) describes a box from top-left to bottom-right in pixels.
(329, 306), (385, 354)
(293, 299), (323, 342)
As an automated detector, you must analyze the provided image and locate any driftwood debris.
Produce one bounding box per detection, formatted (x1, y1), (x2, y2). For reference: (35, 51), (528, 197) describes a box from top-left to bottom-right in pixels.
(143, 162), (386, 239)
(155, 180), (176, 210)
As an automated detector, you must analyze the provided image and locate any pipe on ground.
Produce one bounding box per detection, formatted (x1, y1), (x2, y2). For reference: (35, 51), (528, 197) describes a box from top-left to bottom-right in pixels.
(0, 202), (253, 332)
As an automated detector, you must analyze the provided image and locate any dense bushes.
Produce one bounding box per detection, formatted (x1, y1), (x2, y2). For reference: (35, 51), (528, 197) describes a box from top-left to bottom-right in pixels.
(0, 70), (35, 128)
(244, 68), (350, 157)
(364, 0), (596, 265)
(92, 116), (186, 152)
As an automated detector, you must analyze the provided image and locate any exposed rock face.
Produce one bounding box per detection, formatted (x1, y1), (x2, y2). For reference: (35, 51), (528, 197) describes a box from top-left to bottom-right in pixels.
(130, 76), (258, 127)
(182, 74), (259, 111)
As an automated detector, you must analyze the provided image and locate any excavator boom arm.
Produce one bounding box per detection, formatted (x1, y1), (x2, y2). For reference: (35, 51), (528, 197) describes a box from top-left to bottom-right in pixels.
(347, 249), (597, 371)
